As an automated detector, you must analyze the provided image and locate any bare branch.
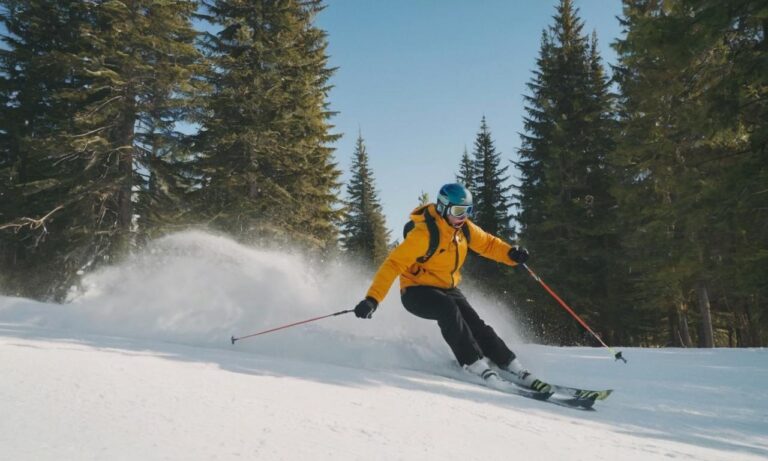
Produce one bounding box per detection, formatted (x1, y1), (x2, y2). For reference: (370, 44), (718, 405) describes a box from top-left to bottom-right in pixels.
(0, 205), (65, 234)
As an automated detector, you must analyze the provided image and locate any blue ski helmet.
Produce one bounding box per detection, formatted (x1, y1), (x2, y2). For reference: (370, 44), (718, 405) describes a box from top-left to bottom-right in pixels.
(436, 183), (474, 218)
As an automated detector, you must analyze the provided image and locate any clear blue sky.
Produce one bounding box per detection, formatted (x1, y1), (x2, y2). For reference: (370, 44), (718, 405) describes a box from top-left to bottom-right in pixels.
(315, 0), (625, 235)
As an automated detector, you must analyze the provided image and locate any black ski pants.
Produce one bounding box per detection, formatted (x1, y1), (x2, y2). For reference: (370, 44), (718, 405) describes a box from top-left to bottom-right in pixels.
(401, 286), (516, 367)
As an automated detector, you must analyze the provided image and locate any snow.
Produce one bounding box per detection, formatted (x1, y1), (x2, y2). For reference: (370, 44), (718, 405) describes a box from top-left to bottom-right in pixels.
(1, 232), (766, 461)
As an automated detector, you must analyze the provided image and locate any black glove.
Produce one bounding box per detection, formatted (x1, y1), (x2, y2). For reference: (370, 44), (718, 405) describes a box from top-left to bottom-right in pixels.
(508, 246), (529, 264)
(354, 297), (378, 319)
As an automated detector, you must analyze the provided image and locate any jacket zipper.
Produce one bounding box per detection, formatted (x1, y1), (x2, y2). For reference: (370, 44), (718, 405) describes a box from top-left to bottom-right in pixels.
(450, 229), (460, 288)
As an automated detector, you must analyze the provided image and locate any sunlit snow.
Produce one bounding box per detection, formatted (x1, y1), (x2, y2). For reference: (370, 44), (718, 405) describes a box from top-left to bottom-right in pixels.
(1, 232), (765, 461)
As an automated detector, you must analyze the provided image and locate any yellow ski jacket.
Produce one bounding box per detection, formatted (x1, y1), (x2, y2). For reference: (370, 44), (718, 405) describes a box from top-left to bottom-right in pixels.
(365, 204), (519, 303)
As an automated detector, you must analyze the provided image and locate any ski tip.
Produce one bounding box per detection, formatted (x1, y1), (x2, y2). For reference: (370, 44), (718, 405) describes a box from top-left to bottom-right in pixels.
(573, 389), (614, 401)
(591, 389), (613, 400)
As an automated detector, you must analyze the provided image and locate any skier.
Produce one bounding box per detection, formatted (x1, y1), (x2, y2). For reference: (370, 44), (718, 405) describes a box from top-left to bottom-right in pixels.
(353, 183), (551, 393)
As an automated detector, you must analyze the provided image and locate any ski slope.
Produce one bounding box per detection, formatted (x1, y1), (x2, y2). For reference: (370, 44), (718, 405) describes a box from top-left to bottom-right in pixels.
(1, 232), (766, 461)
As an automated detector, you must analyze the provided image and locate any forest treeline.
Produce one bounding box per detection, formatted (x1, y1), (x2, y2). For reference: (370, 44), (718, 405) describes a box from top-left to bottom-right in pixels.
(1, 1), (765, 347)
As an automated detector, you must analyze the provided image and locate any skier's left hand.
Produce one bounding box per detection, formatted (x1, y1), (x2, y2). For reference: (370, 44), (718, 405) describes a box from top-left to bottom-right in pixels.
(509, 246), (529, 264)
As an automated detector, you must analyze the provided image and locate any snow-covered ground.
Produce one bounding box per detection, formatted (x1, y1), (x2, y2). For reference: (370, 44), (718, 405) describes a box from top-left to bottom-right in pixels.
(1, 232), (766, 461)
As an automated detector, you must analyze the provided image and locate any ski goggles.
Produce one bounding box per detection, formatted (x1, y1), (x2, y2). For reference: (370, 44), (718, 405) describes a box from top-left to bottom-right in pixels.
(447, 204), (473, 218)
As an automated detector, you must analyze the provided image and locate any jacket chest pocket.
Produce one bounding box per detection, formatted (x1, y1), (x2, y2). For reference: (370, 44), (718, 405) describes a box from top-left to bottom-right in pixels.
(436, 241), (464, 267)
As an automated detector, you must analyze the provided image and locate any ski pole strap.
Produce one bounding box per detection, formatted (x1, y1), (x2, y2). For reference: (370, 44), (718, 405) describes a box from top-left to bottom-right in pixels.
(522, 264), (627, 363)
(231, 309), (354, 344)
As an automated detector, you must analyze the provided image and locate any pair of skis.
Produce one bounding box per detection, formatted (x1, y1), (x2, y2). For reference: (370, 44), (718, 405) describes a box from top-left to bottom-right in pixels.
(461, 367), (612, 410)
(510, 382), (611, 410)
(497, 370), (612, 410)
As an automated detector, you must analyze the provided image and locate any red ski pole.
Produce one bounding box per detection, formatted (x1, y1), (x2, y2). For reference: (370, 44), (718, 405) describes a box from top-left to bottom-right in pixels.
(521, 263), (626, 363)
(231, 309), (354, 344)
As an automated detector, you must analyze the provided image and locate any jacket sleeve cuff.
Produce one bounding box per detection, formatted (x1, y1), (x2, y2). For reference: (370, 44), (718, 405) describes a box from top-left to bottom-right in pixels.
(365, 296), (379, 307)
(365, 291), (383, 305)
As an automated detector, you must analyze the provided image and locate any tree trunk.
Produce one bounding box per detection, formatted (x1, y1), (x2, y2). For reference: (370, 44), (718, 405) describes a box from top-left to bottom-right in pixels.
(696, 280), (715, 347)
(744, 298), (761, 347)
(668, 302), (693, 347)
(678, 300), (693, 347)
(762, 18), (767, 51)
(668, 306), (680, 346)
(113, 101), (136, 258)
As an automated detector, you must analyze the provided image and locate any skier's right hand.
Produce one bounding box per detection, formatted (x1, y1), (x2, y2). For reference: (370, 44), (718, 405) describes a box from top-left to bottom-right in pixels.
(354, 297), (378, 319)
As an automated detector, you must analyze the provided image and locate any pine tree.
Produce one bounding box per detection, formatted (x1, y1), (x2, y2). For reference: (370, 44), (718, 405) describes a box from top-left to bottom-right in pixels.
(131, 3), (208, 243)
(612, 0), (692, 346)
(195, 0), (341, 251)
(77, 0), (204, 250)
(340, 133), (389, 267)
(515, 0), (620, 344)
(0, 1), (203, 298)
(461, 117), (513, 291)
(613, 0), (767, 347)
(0, 2), (91, 297)
(471, 117), (512, 238)
(417, 191), (430, 207)
(456, 146), (474, 190)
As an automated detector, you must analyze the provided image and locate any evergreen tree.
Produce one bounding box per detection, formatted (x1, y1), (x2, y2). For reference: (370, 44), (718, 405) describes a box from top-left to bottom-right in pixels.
(0, 2), (92, 297)
(0, 1), (203, 298)
(195, 0), (341, 251)
(78, 0), (204, 250)
(612, 0), (694, 346)
(461, 117), (513, 291)
(471, 117), (512, 238)
(340, 133), (389, 267)
(613, 0), (767, 346)
(515, 0), (620, 344)
(131, 3), (208, 243)
(456, 146), (474, 190)
(417, 191), (430, 207)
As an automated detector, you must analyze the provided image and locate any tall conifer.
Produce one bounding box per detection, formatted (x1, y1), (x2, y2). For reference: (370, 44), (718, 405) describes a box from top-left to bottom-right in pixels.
(195, 0), (341, 250)
(613, 0), (767, 346)
(340, 134), (389, 267)
(0, 1), (202, 298)
(417, 191), (430, 207)
(456, 146), (474, 190)
(515, 0), (619, 343)
(461, 117), (513, 290)
(471, 117), (512, 238)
